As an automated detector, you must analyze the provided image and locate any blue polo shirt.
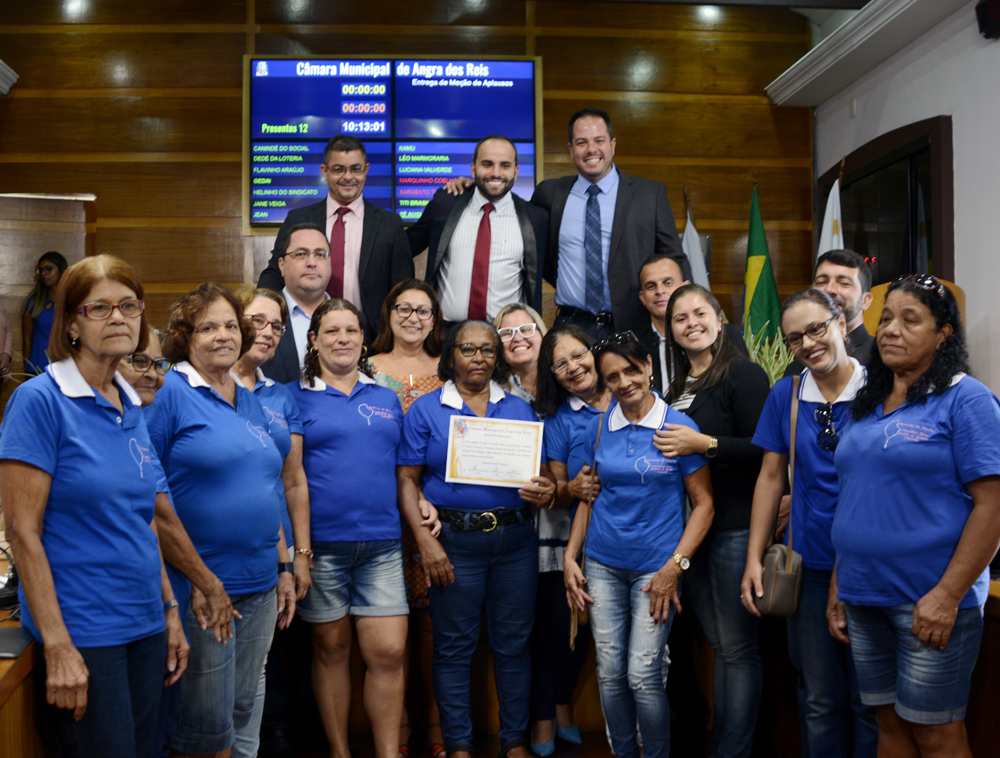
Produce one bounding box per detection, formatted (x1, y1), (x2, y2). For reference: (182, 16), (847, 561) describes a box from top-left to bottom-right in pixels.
(288, 373), (403, 542)
(25, 299), (54, 373)
(246, 369), (303, 547)
(398, 381), (543, 512)
(832, 374), (1000, 609)
(584, 396), (707, 573)
(751, 360), (866, 571)
(545, 395), (604, 481)
(145, 362), (283, 595)
(0, 360), (165, 647)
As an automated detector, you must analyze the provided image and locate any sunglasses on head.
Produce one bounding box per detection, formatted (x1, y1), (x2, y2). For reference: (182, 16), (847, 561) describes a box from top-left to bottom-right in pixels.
(889, 274), (945, 299)
(591, 331), (639, 354)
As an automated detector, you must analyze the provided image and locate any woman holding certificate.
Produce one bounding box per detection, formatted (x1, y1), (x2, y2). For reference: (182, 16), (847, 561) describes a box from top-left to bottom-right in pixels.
(397, 320), (556, 758)
(563, 332), (714, 758)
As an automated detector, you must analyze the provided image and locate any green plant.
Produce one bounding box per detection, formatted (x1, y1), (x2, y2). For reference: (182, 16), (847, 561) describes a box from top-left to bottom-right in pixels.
(743, 321), (793, 387)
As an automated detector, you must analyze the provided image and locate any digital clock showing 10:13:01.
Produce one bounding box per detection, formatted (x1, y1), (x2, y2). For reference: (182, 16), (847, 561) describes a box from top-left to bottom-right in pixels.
(341, 120), (387, 133)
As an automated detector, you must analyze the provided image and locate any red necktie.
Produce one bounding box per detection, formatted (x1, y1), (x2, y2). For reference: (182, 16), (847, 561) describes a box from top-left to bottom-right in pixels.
(327, 206), (350, 298)
(468, 202), (494, 321)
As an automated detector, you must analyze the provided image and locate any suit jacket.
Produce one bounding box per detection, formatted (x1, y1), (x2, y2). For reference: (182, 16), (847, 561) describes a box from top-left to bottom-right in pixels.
(261, 314), (302, 385)
(783, 323), (875, 378)
(406, 187), (548, 315)
(638, 320), (748, 394)
(531, 170), (683, 333)
(257, 198), (414, 340)
(677, 359), (770, 532)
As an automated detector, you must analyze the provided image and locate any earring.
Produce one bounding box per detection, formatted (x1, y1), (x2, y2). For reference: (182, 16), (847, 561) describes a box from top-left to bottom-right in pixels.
(308, 345), (318, 356)
(361, 345), (368, 358)
(69, 335), (80, 348)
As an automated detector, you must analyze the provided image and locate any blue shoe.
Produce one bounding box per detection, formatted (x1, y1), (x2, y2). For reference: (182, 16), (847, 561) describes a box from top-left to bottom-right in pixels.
(530, 740), (555, 757)
(556, 725), (582, 745)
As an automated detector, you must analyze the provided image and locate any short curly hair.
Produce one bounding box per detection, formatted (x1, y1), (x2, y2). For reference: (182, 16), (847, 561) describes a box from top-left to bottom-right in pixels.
(162, 283), (255, 364)
(852, 276), (969, 420)
(438, 320), (509, 385)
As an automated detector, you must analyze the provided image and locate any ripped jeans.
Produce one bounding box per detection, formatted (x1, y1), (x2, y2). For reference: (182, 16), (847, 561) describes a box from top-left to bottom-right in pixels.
(586, 557), (675, 758)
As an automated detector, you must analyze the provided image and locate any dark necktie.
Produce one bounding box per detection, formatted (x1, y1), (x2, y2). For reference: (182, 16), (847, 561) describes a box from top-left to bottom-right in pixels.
(584, 184), (603, 314)
(327, 205), (350, 298)
(468, 202), (494, 321)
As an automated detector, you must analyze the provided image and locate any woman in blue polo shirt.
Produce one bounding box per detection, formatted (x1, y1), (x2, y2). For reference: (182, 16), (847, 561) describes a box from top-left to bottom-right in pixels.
(397, 320), (556, 758)
(22, 250), (68, 374)
(287, 298), (409, 758)
(742, 288), (877, 758)
(147, 283), (295, 758)
(832, 276), (1000, 758)
(0, 254), (186, 758)
(529, 324), (610, 755)
(562, 332), (713, 758)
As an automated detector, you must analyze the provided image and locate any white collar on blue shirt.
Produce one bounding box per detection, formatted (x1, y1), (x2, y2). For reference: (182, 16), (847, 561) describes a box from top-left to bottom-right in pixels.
(440, 379), (505, 409)
(281, 286), (329, 319)
(608, 394), (667, 432)
(47, 358), (142, 407)
(568, 395), (587, 412)
(299, 371), (375, 393)
(798, 357), (866, 403)
(173, 360), (213, 389)
(227, 366), (273, 389)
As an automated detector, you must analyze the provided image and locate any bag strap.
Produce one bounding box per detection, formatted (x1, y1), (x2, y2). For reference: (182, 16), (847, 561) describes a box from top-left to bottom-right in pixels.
(786, 375), (800, 572)
(578, 412), (605, 576)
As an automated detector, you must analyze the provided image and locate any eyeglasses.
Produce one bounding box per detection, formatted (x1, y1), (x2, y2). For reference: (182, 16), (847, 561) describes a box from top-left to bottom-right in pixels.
(498, 323), (537, 342)
(783, 317), (835, 349)
(455, 343), (498, 359)
(285, 248), (331, 262)
(551, 348), (591, 375)
(36, 265), (59, 275)
(393, 303), (435, 321)
(127, 353), (172, 376)
(591, 331), (639, 354)
(75, 299), (145, 320)
(324, 164), (367, 177)
(889, 274), (946, 298)
(814, 402), (837, 451)
(248, 314), (286, 336)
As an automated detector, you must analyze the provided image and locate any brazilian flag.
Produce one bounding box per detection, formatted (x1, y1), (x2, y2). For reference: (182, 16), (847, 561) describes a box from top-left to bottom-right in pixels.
(743, 187), (781, 342)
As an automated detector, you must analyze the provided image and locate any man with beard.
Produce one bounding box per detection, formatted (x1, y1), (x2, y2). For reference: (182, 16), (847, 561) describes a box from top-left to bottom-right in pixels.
(407, 135), (548, 328)
(258, 134), (413, 342)
(784, 248), (875, 376)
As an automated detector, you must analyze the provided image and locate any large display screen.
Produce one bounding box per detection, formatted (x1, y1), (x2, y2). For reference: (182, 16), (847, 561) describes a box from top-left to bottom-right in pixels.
(246, 57), (540, 227)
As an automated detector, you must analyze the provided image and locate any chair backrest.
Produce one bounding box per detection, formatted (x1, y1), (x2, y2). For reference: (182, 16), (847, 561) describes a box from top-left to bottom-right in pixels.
(863, 279), (966, 336)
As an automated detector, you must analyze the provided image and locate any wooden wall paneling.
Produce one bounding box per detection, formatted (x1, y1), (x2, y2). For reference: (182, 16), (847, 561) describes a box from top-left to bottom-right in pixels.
(0, 0), (247, 25)
(97, 227), (245, 283)
(0, 98), (242, 154)
(0, 34), (246, 90)
(254, 32), (526, 57)
(535, 35), (808, 96)
(254, 0), (525, 26)
(0, 164), (242, 218)
(542, 100), (812, 160)
(533, 2), (808, 35)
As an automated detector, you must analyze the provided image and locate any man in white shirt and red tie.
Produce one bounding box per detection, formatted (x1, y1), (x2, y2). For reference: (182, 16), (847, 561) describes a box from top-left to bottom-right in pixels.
(407, 135), (548, 329)
(258, 134), (413, 341)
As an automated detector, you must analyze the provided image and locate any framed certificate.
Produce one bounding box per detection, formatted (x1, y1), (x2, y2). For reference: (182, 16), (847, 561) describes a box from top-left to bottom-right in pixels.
(444, 416), (543, 488)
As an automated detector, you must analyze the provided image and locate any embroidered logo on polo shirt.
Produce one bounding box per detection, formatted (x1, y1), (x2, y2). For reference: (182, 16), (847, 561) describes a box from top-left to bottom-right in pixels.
(263, 406), (288, 430)
(129, 438), (154, 479)
(246, 420), (271, 447)
(634, 455), (678, 483)
(883, 420), (936, 449)
(357, 403), (395, 426)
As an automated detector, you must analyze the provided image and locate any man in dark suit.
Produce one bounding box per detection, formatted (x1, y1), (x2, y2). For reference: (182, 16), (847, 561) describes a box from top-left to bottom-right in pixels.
(635, 253), (747, 393)
(531, 108), (683, 337)
(257, 134), (413, 341)
(407, 135), (547, 327)
(783, 248), (875, 376)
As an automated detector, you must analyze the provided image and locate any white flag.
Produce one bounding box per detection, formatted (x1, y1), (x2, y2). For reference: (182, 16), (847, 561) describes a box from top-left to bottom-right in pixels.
(682, 208), (710, 289)
(817, 178), (844, 259)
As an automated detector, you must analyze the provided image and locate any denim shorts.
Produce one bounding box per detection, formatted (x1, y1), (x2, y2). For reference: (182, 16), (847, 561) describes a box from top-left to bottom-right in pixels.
(297, 539), (408, 623)
(845, 602), (984, 724)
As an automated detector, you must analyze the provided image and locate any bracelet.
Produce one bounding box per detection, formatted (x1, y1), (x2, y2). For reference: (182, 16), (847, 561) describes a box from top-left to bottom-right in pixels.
(294, 548), (314, 560)
(544, 494), (556, 510)
(163, 599), (179, 613)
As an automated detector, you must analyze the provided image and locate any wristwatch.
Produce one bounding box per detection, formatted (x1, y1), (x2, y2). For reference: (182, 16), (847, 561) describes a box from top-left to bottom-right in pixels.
(278, 562), (295, 576)
(672, 552), (691, 571)
(705, 437), (719, 459)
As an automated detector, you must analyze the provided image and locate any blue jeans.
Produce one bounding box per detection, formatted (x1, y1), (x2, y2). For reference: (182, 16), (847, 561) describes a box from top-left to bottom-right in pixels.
(787, 569), (877, 758)
(172, 588), (277, 755)
(683, 528), (761, 758)
(586, 558), (675, 758)
(428, 518), (538, 753)
(42, 631), (166, 758)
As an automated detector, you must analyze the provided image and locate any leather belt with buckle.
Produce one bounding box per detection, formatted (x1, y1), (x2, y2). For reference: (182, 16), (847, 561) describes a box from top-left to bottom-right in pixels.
(557, 306), (614, 327)
(438, 504), (533, 532)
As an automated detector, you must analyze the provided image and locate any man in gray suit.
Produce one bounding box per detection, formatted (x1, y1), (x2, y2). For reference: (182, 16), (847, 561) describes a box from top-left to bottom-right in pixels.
(531, 108), (684, 337)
